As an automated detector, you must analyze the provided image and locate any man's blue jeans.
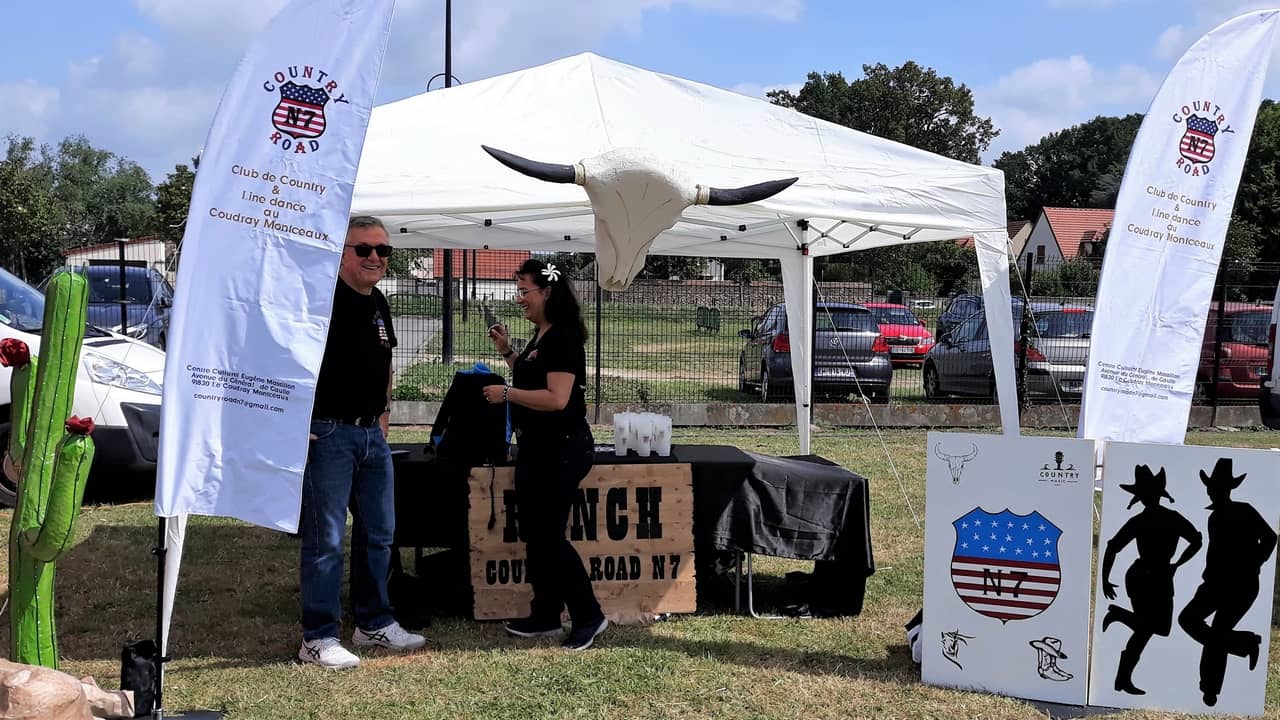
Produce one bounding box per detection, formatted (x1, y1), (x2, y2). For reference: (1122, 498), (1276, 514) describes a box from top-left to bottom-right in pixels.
(299, 420), (395, 641)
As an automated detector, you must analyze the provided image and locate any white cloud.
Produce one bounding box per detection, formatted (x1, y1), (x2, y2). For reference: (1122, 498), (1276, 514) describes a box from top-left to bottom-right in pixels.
(0, 81), (61, 139)
(1153, 25), (1186, 61)
(115, 32), (165, 79)
(10, 0), (804, 179)
(976, 55), (1159, 159)
(131, 0), (290, 41)
(1151, 1), (1280, 76)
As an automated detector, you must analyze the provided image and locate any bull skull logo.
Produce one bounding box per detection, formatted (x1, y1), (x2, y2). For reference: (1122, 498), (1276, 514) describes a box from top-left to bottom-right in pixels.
(481, 145), (797, 291)
(935, 443), (979, 484)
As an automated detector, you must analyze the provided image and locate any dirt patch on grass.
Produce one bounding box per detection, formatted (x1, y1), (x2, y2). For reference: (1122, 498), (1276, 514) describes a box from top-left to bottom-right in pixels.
(632, 341), (703, 353)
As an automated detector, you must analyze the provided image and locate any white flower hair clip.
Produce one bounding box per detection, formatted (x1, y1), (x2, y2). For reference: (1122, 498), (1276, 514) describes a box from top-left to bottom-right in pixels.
(541, 263), (561, 283)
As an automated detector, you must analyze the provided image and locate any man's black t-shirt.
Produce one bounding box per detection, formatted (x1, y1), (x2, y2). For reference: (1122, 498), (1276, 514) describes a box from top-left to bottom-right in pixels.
(511, 324), (587, 435)
(313, 278), (397, 420)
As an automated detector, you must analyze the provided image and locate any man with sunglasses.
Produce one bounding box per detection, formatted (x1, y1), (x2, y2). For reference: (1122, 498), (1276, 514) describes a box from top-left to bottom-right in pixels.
(298, 215), (426, 668)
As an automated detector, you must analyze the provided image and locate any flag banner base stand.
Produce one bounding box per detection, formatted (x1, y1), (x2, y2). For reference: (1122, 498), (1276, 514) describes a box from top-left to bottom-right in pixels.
(153, 517), (226, 720)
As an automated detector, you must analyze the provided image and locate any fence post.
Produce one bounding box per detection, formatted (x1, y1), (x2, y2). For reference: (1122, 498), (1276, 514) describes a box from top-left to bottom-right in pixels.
(117, 239), (129, 335)
(442, 249), (454, 364)
(1210, 268), (1228, 410)
(460, 248), (468, 322)
(1016, 252), (1033, 410)
(594, 270), (603, 424)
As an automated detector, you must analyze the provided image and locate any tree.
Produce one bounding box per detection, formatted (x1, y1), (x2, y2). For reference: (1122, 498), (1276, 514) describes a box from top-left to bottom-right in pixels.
(637, 255), (706, 280)
(1234, 99), (1280, 266)
(1032, 257), (1100, 298)
(0, 137), (60, 281)
(720, 258), (775, 285)
(816, 241), (979, 297)
(769, 62), (998, 163)
(154, 158), (197, 244)
(993, 114), (1143, 221)
(0, 135), (157, 281)
(46, 136), (155, 245)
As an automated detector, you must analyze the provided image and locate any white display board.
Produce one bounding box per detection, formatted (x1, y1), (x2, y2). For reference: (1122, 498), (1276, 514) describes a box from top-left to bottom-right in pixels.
(1089, 442), (1280, 716)
(923, 433), (1096, 705)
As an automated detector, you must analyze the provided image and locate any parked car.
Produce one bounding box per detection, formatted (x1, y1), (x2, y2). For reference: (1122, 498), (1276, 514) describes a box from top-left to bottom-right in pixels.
(40, 264), (174, 350)
(922, 300), (1090, 400)
(1023, 304), (1094, 397)
(738, 302), (893, 402)
(1197, 302), (1272, 400)
(864, 303), (934, 366)
(1261, 281), (1279, 429)
(0, 266), (164, 505)
(934, 292), (990, 340)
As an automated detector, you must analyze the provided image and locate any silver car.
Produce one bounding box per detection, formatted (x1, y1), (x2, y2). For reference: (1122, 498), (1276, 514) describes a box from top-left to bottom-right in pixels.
(1024, 304), (1093, 398)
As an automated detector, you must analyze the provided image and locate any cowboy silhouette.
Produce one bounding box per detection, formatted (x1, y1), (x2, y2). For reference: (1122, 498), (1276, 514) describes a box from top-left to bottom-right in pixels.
(1100, 464), (1202, 695)
(1177, 458), (1278, 707)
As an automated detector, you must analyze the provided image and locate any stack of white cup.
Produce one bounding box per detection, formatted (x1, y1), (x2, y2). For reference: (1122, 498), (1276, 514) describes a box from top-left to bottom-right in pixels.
(613, 412), (673, 457)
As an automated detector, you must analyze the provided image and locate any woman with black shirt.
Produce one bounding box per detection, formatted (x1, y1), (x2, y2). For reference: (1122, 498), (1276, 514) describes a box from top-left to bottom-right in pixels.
(483, 259), (607, 651)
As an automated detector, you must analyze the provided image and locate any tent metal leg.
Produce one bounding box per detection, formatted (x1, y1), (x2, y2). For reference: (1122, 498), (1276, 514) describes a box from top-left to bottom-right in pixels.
(733, 551), (785, 619)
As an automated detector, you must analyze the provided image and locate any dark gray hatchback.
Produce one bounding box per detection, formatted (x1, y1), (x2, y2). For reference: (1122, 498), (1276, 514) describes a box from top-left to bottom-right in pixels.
(738, 302), (893, 402)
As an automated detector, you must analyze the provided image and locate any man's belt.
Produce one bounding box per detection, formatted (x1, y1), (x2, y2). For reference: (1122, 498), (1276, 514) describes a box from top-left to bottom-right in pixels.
(315, 415), (380, 428)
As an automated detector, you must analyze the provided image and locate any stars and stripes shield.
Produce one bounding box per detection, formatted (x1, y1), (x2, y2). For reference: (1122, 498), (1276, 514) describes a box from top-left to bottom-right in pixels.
(273, 81), (330, 139)
(1178, 114), (1218, 164)
(950, 508), (1061, 623)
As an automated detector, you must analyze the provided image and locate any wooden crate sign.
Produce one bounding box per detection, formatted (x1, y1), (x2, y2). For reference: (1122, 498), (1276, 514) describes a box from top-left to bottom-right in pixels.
(468, 463), (696, 621)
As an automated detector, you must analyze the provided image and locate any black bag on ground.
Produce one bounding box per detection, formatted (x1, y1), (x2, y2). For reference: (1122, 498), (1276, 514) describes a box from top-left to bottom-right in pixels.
(431, 366), (510, 467)
(120, 638), (157, 717)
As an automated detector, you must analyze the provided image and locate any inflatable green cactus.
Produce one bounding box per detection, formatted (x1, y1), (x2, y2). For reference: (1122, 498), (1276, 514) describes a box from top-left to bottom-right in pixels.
(3, 269), (94, 668)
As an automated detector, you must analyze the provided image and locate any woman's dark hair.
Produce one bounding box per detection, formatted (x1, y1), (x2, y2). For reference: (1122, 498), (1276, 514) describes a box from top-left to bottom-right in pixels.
(515, 258), (587, 342)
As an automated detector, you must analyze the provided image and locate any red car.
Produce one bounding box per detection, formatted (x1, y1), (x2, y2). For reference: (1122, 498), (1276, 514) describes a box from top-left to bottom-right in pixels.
(1198, 302), (1272, 399)
(865, 303), (935, 366)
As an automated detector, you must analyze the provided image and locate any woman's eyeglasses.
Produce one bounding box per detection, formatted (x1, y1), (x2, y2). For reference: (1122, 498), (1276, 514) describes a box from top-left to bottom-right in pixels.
(345, 244), (393, 258)
(515, 287), (544, 298)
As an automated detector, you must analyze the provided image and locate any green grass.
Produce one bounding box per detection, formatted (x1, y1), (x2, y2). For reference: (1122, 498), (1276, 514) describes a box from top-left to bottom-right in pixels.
(2, 428), (1278, 718)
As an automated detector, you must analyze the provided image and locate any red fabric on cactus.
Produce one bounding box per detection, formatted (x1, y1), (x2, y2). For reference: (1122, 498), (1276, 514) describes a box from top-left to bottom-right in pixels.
(64, 416), (95, 436)
(0, 338), (31, 367)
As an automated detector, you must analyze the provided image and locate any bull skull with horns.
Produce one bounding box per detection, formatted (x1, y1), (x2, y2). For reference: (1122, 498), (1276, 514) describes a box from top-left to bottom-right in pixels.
(934, 443), (979, 484)
(481, 145), (798, 291)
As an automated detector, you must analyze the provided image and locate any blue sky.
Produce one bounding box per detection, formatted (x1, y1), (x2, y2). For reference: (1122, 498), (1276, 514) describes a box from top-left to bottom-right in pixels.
(1, 0), (1276, 182)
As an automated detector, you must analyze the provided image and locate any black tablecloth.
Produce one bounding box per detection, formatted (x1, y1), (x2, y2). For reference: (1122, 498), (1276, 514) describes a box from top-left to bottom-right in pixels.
(391, 443), (873, 577)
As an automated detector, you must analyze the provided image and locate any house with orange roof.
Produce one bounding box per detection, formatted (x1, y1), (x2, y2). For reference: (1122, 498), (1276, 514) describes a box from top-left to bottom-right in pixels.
(1022, 207), (1113, 266)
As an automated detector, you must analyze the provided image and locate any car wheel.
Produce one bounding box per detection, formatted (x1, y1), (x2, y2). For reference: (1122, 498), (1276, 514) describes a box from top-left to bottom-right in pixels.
(738, 359), (750, 394)
(0, 423), (16, 508)
(923, 364), (942, 400)
(760, 366), (772, 402)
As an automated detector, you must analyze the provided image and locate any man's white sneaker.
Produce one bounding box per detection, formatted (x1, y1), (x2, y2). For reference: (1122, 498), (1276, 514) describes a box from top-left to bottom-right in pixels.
(353, 621), (427, 651)
(299, 637), (360, 669)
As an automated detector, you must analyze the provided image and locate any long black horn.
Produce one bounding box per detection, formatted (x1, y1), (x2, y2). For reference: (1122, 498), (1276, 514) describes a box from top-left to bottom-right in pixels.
(481, 145), (581, 184)
(702, 177), (798, 206)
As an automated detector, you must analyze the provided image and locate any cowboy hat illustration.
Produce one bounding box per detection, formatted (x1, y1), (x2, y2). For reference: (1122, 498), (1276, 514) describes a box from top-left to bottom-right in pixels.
(1120, 464), (1175, 509)
(1029, 636), (1073, 682)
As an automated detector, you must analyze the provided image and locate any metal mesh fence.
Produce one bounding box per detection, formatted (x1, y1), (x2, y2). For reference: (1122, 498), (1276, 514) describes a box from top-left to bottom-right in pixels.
(52, 242), (1274, 413)
(384, 253), (1279, 412)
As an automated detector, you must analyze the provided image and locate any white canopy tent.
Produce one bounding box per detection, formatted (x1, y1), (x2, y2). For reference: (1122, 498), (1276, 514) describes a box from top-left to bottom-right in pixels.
(352, 53), (1020, 450)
